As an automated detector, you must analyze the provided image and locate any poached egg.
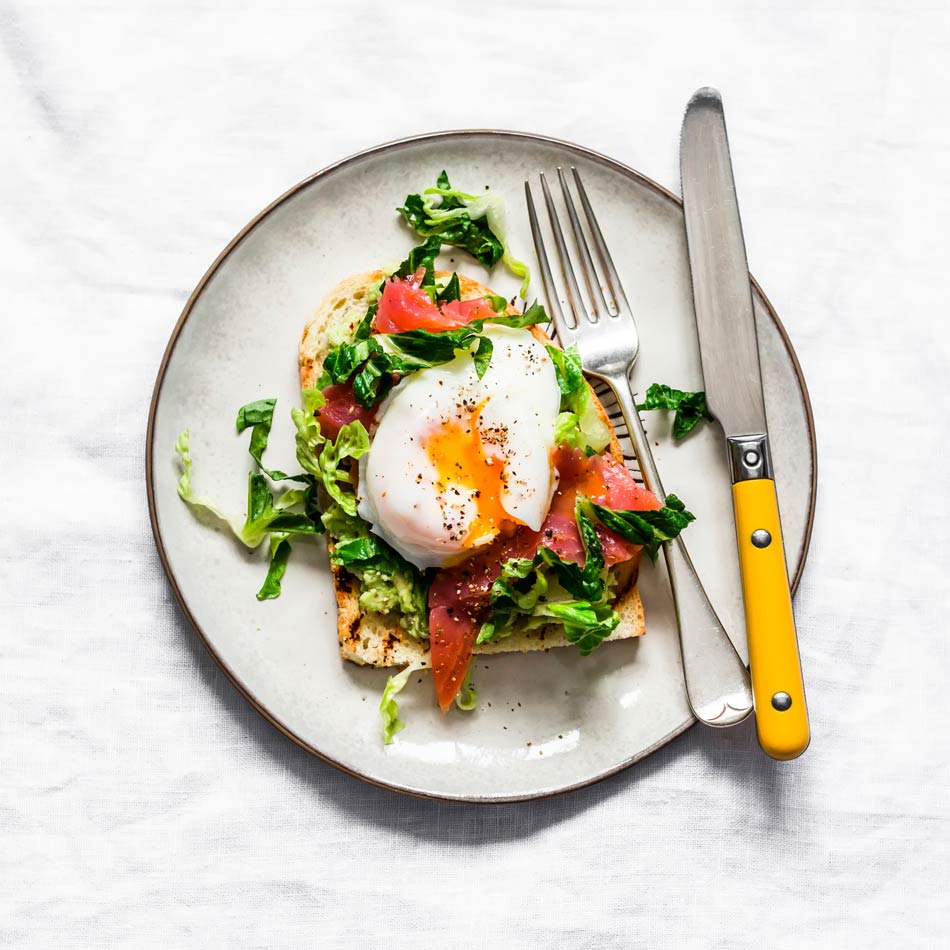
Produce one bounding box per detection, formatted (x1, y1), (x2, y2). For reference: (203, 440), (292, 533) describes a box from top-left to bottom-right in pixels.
(357, 325), (561, 570)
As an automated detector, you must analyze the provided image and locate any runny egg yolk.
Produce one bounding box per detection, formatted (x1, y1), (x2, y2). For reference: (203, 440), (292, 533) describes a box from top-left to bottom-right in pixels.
(423, 402), (522, 548)
(356, 324), (561, 570)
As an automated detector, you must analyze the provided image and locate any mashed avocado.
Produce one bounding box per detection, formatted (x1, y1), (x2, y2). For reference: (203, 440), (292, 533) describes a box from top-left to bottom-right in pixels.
(321, 502), (428, 639)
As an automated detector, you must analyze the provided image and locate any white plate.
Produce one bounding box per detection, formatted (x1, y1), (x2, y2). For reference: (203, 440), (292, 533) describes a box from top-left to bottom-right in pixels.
(147, 131), (816, 802)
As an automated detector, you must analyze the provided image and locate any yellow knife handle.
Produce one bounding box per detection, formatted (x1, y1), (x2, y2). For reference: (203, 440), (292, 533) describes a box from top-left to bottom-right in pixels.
(727, 432), (811, 759)
(732, 472), (810, 760)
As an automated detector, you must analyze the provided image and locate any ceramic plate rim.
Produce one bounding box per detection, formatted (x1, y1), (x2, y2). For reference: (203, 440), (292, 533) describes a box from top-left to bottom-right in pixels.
(146, 129), (818, 804)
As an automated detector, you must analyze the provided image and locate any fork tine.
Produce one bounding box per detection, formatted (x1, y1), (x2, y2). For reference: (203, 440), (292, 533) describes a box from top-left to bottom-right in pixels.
(557, 167), (608, 318)
(539, 172), (588, 327)
(571, 167), (628, 312)
(524, 180), (573, 342)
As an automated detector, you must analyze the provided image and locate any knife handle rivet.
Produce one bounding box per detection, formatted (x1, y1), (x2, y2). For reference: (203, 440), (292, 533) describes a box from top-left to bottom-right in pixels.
(751, 528), (772, 548)
(751, 529), (772, 548)
(771, 691), (792, 712)
(743, 449), (760, 467)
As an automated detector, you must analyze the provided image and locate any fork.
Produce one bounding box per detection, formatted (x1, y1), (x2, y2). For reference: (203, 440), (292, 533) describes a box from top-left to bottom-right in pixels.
(526, 167), (753, 727)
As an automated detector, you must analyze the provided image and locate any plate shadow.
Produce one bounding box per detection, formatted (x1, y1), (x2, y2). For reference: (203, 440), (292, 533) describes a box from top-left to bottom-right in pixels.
(168, 589), (788, 843)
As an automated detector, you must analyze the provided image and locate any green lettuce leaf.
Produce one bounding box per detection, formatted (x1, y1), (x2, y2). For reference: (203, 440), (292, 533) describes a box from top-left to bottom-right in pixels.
(332, 535), (393, 568)
(589, 494), (696, 560)
(478, 557), (549, 644)
(398, 171), (531, 296)
(235, 398), (312, 483)
(177, 387), (340, 603)
(290, 388), (327, 479)
(241, 474), (321, 547)
(543, 600), (620, 655)
(353, 297), (380, 341)
(291, 391), (369, 516)
(235, 398), (276, 469)
(176, 429), (323, 600)
(354, 346), (431, 406)
(472, 337), (493, 379)
(383, 325), (480, 363)
(454, 668), (478, 711)
(399, 176), (502, 268)
(175, 430), (242, 533)
(486, 301), (549, 329)
(383, 305), (548, 362)
(235, 396), (322, 526)
(534, 498), (605, 601)
(547, 344), (585, 395)
(316, 421), (369, 516)
(436, 272), (461, 304)
(257, 535), (292, 600)
(553, 411), (579, 447)
(177, 432), (317, 546)
(393, 234), (443, 286)
(379, 660), (428, 744)
(321, 338), (376, 387)
(637, 383), (712, 439)
(545, 345), (610, 454)
(320, 501), (367, 545)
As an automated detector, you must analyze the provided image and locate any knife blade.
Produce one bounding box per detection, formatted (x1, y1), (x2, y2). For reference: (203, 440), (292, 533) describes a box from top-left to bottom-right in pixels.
(680, 87), (810, 760)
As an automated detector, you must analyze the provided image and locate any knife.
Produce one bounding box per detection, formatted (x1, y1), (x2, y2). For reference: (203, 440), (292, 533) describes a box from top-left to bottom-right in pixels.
(680, 87), (810, 760)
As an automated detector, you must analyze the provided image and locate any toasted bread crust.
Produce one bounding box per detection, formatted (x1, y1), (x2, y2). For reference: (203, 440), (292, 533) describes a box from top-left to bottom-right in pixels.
(299, 271), (645, 667)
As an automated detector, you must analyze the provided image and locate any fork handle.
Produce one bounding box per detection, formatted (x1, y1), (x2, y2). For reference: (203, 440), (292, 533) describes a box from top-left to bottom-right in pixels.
(603, 372), (753, 727)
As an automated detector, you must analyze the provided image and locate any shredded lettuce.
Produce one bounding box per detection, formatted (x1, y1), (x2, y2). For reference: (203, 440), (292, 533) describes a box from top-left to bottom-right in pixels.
(553, 411), (580, 447)
(379, 659), (474, 743)
(393, 233), (443, 285)
(290, 391), (370, 516)
(235, 398), (312, 483)
(492, 557), (548, 615)
(235, 399), (277, 469)
(547, 344), (585, 395)
(317, 421), (369, 516)
(176, 419), (323, 599)
(478, 497), (619, 656)
(320, 301), (550, 407)
(478, 492), (695, 655)
(535, 498), (605, 602)
(546, 345), (611, 455)
(589, 494), (696, 561)
(437, 272), (461, 303)
(545, 601), (620, 654)
(454, 668), (478, 711)
(290, 388), (327, 479)
(176, 431), (318, 547)
(637, 383), (712, 440)
(257, 535), (292, 600)
(398, 171), (530, 296)
(175, 429), (243, 534)
(379, 660), (428, 744)
(241, 474), (318, 547)
(572, 386), (611, 455)
(320, 501), (367, 545)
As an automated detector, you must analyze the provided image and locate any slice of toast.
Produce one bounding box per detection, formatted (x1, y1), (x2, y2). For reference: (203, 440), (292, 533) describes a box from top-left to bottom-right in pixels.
(299, 270), (645, 668)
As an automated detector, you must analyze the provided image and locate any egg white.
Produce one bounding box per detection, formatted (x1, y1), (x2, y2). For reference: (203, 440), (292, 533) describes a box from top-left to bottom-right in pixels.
(357, 325), (561, 570)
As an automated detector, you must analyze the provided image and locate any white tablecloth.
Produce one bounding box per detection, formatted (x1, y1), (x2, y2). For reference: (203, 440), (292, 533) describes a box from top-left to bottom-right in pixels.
(4, 1), (949, 946)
